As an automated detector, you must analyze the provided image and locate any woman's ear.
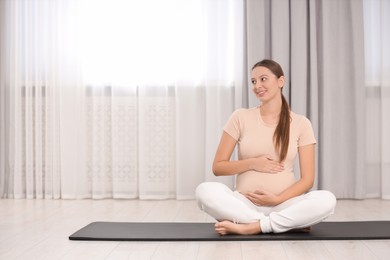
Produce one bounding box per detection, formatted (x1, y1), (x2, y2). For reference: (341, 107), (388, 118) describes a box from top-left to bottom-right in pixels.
(278, 76), (285, 88)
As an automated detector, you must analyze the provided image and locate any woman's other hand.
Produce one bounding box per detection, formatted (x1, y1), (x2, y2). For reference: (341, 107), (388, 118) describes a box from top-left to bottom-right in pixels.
(245, 189), (280, 206)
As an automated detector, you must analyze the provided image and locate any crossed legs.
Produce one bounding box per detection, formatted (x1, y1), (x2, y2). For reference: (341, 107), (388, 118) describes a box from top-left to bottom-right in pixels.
(195, 182), (336, 235)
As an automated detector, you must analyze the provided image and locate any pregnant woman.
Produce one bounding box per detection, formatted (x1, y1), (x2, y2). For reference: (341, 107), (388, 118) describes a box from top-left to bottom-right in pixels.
(196, 59), (336, 235)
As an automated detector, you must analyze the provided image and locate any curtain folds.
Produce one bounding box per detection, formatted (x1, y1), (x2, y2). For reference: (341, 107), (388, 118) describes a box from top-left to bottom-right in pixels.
(316, 0), (366, 198)
(364, 0), (390, 199)
(0, 0), (388, 200)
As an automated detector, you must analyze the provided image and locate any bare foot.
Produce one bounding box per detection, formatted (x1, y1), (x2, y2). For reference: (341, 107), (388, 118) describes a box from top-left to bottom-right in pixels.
(214, 220), (261, 236)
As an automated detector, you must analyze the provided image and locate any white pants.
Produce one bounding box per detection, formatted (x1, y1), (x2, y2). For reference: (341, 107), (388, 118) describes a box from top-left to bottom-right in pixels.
(195, 182), (336, 233)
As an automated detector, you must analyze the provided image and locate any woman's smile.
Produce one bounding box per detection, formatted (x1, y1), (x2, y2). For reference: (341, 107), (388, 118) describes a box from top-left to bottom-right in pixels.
(256, 89), (267, 96)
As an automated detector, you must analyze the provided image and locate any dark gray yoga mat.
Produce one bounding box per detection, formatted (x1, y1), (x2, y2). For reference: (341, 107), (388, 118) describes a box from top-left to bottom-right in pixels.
(69, 221), (390, 241)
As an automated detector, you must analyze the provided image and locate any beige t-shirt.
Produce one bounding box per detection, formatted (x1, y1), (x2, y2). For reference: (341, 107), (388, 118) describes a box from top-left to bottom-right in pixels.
(223, 107), (316, 195)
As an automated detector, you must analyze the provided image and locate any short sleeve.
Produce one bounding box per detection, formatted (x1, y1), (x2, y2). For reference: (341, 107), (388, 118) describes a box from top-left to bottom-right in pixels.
(298, 116), (317, 147)
(222, 109), (243, 141)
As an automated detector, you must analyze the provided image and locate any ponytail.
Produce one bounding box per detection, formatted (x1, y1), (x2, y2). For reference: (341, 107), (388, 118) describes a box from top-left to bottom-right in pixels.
(273, 94), (290, 162)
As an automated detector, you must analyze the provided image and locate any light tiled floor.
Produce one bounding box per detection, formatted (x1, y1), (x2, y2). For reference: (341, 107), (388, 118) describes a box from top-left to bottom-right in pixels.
(1, 198), (390, 259)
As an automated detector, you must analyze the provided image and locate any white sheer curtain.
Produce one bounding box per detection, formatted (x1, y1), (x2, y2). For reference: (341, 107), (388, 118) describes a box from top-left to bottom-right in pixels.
(364, 0), (390, 199)
(0, 0), (243, 199)
(1, 0), (388, 200)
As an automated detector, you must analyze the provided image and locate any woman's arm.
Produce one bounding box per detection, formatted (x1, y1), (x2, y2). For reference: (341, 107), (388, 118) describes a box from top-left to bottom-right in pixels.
(212, 132), (248, 176)
(245, 144), (315, 206)
(212, 132), (285, 176)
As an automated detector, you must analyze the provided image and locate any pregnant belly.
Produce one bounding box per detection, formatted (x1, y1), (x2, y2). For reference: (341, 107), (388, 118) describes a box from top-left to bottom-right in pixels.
(236, 170), (296, 195)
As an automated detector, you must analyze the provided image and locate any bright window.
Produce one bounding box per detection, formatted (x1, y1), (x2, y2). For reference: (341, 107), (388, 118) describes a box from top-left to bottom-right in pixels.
(76, 0), (239, 86)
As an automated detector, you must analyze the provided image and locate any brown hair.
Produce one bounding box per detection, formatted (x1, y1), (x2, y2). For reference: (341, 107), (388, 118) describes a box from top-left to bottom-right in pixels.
(252, 59), (290, 162)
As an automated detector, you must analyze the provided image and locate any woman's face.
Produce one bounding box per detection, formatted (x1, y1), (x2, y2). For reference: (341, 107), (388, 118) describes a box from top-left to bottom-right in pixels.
(251, 66), (284, 103)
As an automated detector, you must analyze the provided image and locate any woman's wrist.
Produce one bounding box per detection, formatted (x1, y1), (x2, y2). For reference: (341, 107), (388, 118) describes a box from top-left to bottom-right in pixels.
(247, 158), (256, 171)
(274, 195), (284, 205)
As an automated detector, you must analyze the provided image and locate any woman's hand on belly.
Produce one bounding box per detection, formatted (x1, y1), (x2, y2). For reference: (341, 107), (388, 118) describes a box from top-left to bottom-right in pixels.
(250, 155), (284, 173)
(244, 189), (281, 207)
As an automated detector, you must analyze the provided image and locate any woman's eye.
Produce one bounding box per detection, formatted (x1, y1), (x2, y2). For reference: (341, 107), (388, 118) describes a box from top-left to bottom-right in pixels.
(261, 77), (267, 81)
(251, 80), (256, 84)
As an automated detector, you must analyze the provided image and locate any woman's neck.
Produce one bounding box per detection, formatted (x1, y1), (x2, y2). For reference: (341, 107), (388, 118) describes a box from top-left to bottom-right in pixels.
(259, 98), (282, 125)
(260, 98), (282, 116)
